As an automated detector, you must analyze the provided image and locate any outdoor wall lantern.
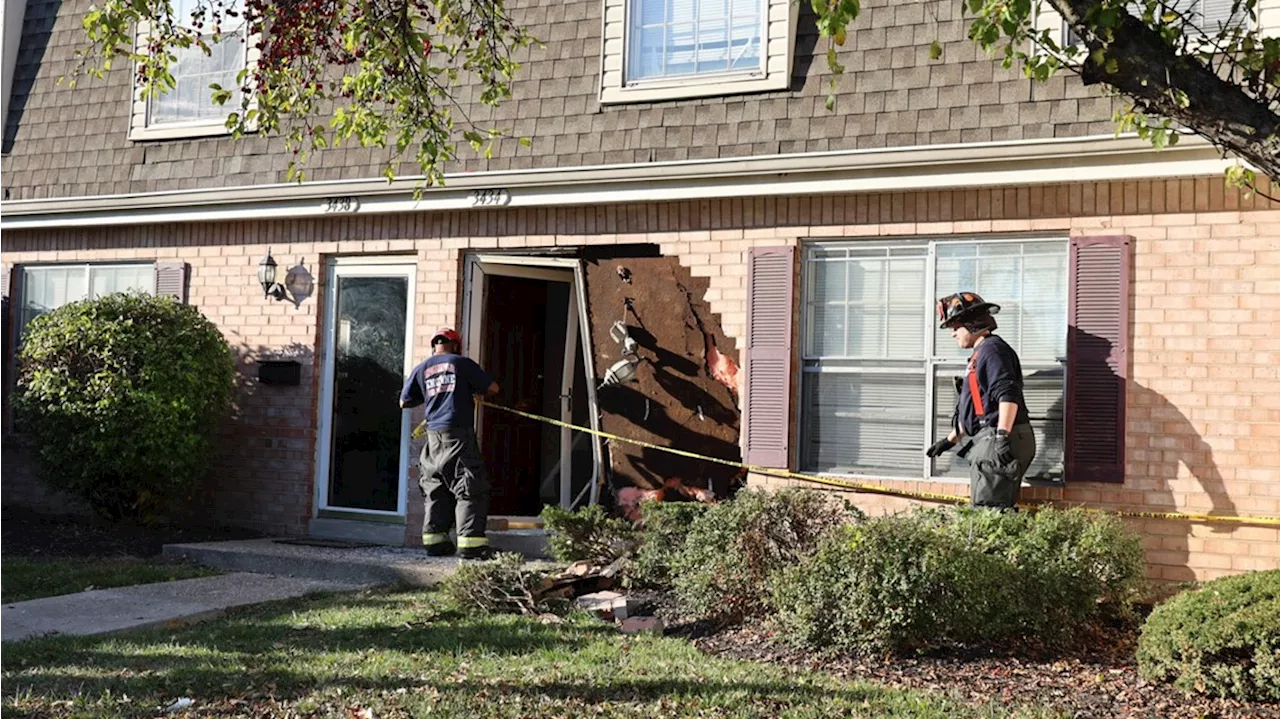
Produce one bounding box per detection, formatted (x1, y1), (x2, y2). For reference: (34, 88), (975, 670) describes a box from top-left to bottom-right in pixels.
(257, 248), (314, 309)
(258, 248), (287, 301)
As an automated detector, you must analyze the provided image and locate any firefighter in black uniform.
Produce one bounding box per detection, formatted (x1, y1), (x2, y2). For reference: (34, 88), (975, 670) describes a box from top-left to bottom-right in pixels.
(926, 292), (1037, 509)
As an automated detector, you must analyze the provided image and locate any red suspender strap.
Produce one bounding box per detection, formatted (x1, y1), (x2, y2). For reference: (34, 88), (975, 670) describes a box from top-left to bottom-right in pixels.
(967, 353), (985, 416)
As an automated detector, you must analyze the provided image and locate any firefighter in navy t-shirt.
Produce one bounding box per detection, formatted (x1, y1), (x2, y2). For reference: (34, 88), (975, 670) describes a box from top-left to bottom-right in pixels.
(926, 293), (1037, 509)
(400, 327), (500, 559)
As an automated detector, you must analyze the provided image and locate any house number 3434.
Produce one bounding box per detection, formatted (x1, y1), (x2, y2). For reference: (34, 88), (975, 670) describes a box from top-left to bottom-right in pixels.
(323, 196), (360, 213)
(470, 188), (511, 207)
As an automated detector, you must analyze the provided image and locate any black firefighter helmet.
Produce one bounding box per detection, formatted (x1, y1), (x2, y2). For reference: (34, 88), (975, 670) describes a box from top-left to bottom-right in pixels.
(936, 292), (1001, 329)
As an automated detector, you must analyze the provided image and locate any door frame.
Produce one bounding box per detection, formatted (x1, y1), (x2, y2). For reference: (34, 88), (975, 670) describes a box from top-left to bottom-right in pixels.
(462, 253), (605, 513)
(314, 255), (418, 520)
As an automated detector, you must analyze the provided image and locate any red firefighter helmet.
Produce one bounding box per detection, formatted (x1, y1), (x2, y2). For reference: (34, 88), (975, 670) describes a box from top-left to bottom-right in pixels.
(431, 327), (462, 346)
(936, 292), (1001, 329)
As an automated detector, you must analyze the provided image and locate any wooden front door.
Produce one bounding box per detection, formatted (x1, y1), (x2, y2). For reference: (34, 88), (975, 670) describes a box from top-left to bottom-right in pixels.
(479, 274), (548, 516)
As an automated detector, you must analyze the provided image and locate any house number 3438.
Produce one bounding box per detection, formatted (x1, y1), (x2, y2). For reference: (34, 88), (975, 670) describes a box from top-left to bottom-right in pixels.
(323, 196), (360, 213)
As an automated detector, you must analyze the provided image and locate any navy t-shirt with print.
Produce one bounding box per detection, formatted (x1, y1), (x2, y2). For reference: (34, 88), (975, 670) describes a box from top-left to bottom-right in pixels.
(400, 353), (494, 431)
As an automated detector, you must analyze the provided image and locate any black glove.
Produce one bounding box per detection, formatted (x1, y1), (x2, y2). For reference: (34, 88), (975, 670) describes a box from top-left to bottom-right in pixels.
(926, 437), (956, 458)
(994, 430), (1016, 468)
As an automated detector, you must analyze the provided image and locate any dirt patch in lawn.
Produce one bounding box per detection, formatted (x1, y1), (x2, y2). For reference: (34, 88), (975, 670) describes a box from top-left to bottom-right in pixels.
(2, 506), (267, 560)
(691, 620), (1280, 719)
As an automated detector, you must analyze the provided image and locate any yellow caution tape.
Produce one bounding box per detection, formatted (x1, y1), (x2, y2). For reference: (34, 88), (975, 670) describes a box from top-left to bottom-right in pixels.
(413, 403), (1280, 528)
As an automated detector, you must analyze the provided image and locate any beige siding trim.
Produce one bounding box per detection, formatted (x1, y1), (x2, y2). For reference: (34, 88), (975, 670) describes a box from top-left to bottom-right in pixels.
(1262, 0), (1280, 34)
(1033, 2), (1067, 45)
(1040, 0), (1280, 52)
(0, 0), (27, 142)
(127, 21), (260, 142)
(599, 0), (797, 105)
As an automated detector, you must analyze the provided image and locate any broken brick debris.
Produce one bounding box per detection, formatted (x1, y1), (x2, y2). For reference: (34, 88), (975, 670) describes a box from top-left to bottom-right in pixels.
(617, 477), (716, 523)
(577, 591), (638, 621)
(619, 616), (665, 635)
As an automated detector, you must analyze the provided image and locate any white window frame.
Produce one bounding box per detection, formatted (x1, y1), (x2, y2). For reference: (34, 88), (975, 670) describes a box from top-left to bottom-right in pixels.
(16, 263), (158, 338)
(128, 4), (260, 141)
(797, 236), (1069, 484)
(599, 0), (798, 104)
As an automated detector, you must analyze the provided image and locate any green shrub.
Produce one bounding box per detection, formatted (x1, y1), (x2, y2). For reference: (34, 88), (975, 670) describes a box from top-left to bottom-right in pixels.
(630, 501), (710, 588)
(14, 293), (234, 522)
(441, 552), (567, 616)
(770, 510), (1000, 655)
(1137, 569), (1280, 701)
(935, 506), (1146, 631)
(668, 488), (848, 621)
(539, 504), (638, 564)
(770, 506), (1146, 657)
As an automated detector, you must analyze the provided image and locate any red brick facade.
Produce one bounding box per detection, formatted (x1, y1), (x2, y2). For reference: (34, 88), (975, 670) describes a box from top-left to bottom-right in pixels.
(3, 177), (1278, 581)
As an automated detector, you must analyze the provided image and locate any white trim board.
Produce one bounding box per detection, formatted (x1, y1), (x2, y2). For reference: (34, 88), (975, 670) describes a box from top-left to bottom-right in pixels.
(2, 0), (29, 125)
(314, 259), (418, 521)
(3, 133), (1212, 212)
(460, 252), (606, 510)
(0, 135), (1235, 230)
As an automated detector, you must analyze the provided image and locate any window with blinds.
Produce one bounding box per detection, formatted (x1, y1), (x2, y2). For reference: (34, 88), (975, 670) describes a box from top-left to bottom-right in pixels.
(628, 0), (765, 82)
(148, 0), (248, 126)
(1062, 0), (1249, 46)
(19, 264), (156, 338)
(800, 239), (1068, 481)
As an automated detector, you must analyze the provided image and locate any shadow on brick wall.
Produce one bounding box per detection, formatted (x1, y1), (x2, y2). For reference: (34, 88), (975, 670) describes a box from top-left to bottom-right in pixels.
(181, 341), (318, 537)
(1129, 380), (1238, 582)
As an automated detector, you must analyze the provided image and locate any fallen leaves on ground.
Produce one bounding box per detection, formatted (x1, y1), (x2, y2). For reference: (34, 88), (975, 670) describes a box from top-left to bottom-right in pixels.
(692, 624), (1280, 719)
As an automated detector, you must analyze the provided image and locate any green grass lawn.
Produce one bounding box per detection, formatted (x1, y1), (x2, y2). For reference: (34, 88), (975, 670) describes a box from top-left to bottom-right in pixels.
(1, 588), (1064, 719)
(1, 557), (222, 604)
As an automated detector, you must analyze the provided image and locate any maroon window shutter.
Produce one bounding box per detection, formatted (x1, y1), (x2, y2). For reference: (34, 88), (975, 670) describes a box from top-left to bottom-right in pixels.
(2, 264), (16, 433)
(155, 261), (189, 303)
(1066, 236), (1131, 483)
(744, 246), (795, 468)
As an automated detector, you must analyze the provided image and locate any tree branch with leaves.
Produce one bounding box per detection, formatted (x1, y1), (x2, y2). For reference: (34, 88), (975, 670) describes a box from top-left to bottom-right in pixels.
(815, 0), (1280, 190)
(70, 0), (538, 189)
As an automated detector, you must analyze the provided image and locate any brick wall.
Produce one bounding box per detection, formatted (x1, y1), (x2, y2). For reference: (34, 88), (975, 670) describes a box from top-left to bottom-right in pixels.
(2, 176), (1277, 577)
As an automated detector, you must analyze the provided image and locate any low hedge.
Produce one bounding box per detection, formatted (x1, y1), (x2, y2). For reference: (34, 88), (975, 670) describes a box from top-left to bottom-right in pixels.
(769, 506), (1145, 656)
(630, 501), (710, 589)
(667, 488), (849, 621)
(539, 504), (638, 564)
(1137, 569), (1280, 701)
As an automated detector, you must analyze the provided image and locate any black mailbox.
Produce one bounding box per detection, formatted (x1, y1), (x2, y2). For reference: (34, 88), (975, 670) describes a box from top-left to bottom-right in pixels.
(257, 360), (302, 386)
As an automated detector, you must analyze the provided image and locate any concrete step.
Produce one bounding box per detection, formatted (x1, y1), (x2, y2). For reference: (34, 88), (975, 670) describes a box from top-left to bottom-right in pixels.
(487, 528), (551, 559)
(164, 539), (460, 587)
(163, 535), (553, 588)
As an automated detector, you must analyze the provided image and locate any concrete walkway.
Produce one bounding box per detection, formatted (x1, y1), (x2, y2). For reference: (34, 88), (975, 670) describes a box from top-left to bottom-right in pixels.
(1, 572), (366, 643)
(1, 536), (545, 643)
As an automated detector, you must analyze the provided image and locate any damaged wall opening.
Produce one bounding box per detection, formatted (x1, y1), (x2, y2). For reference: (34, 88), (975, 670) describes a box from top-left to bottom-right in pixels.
(463, 247), (744, 523)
